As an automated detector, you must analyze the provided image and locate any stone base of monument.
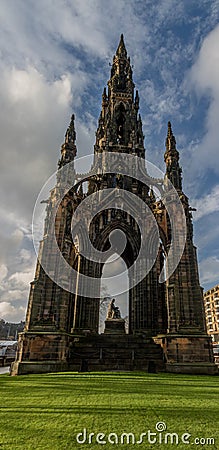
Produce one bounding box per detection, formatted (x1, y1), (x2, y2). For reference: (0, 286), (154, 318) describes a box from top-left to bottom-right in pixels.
(10, 330), (218, 376)
(104, 319), (126, 334)
(10, 331), (166, 375)
(154, 333), (218, 375)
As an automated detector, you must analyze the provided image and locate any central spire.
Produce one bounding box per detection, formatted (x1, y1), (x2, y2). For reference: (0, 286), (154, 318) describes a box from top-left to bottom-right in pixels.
(109, 34), (134, 96)
(116, 33), (127, 58)
(94, 35), (144, 158)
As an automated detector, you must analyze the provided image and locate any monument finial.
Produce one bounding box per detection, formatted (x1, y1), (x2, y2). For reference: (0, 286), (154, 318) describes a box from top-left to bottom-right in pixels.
(167, 121), (172, 137)
(58, 114), (77, 168)
(65, 114), (76, 145)
(164, 121), (182, 190)
(116, 33), (127, 58)
(166, 120), (176, 151)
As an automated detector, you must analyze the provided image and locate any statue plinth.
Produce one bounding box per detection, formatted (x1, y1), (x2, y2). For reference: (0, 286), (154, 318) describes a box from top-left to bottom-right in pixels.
(104, 318), (126, 334)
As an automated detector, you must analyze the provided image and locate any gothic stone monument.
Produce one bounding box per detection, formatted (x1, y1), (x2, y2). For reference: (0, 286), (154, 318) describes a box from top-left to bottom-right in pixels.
(11, 35), (216, 375)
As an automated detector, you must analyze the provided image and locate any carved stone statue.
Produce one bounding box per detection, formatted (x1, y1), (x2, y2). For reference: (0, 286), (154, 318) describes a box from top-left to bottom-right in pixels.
(107, 299), (121, 320)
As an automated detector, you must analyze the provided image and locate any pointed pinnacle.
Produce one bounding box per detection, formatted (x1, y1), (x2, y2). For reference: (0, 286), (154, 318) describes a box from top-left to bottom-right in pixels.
(65, 114), (76, 144)
(166, 121), (176, 151)
(167, 121), (172, 137)
(102, 87), (107, 100)
(135, 91), (139, 110)
(116, 33), (127, 58)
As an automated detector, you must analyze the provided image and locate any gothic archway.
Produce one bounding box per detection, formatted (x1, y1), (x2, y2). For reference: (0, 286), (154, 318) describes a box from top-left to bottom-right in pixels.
(93, 216), (140, 333)
(115, 102), (126, 144)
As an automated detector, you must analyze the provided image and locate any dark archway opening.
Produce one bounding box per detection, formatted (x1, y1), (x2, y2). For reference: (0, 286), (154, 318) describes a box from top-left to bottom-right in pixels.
(94, 220), (139, 335)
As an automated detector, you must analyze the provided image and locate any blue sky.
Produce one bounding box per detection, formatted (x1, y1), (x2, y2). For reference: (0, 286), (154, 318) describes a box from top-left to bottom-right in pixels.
(0, 0), (219, 322)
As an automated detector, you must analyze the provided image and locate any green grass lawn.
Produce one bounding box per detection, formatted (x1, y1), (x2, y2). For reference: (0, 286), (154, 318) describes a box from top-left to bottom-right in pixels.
(0, 372), (218, 450)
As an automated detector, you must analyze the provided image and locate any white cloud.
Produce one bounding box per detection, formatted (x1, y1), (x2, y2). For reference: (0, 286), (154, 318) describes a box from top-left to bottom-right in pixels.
(0, 65), (75, 221)
(199, 256), (219, 287)
(0, 0), (148, 75)
(7, 290), (27, 301)
(8, 67), (72, 111)
(189, 24), (219, 174)
(0, 226), (25, 266)
(12, 229), (24, 243)
(0, 264), (8, 283)
(0, 242), (36, 322)
(193, 185), (219, 221)
(19, 249), (32, 262)
(9, 269), (34, 288)
(190, 24), (219, 93)
(0, 301), (25, 322)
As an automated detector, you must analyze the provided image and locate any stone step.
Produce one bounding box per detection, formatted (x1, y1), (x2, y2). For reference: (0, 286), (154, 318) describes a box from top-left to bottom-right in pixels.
(69, 333), (165, 372)
(69, 359), (165, 372)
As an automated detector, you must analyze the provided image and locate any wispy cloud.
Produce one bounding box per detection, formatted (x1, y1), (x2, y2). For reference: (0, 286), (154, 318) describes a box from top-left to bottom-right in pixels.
(188, 24), (219, 176)
(199, 256), (219, 287)
(193, 185), (219, 220)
